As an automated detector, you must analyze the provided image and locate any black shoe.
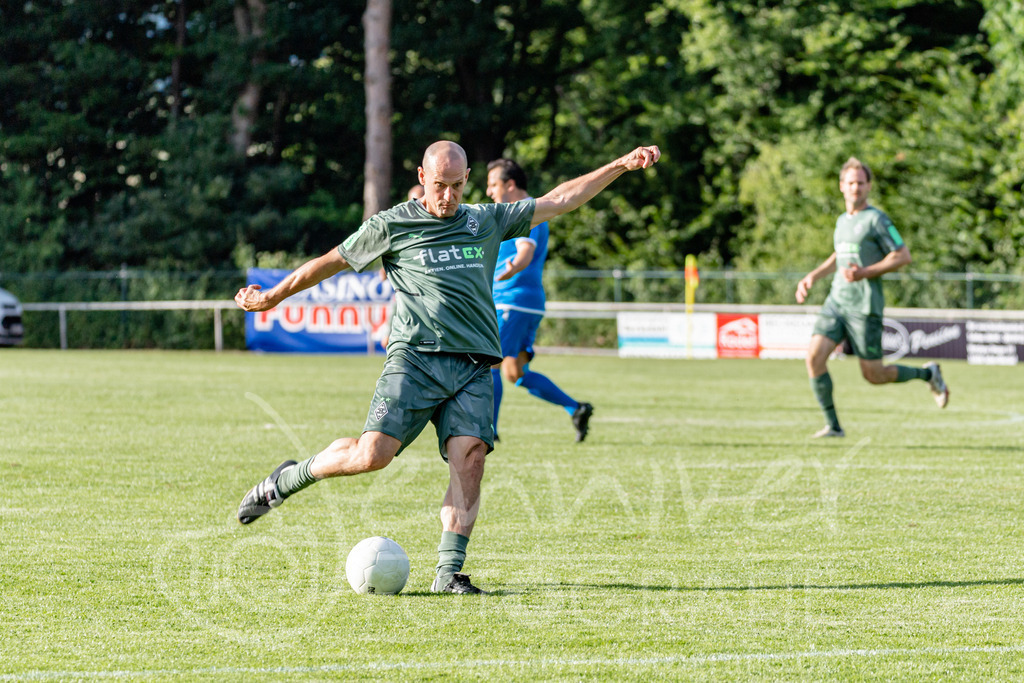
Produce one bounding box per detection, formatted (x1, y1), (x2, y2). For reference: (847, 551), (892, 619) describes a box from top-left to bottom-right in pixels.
(431, 572), (487, 594)
(237, 460), (296, 524)
(571, 402), (594, 442)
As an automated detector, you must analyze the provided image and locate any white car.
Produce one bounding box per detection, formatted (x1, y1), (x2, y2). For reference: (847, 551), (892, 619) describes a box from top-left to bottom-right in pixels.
(0, 287), (24, 346)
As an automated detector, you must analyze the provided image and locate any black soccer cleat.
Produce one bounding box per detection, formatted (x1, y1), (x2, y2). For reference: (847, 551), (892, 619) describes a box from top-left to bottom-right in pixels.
(237, 459), (296, 525)
(571, 402), (594, 442)
(431, 572), (487, 595)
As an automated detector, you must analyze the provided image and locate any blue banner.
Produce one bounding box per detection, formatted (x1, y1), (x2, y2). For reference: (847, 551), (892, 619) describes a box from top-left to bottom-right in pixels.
(244, 268), (394, 353)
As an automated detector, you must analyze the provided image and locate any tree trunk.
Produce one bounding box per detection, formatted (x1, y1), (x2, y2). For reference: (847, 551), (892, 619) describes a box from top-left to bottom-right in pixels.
(230, 0), (267, 158)
(362, 0), (392, 219)
(170, 0), (186, 124)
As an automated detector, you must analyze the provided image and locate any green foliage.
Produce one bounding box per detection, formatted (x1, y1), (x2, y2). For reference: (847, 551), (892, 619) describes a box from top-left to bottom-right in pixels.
(2, 0), (1023, 332)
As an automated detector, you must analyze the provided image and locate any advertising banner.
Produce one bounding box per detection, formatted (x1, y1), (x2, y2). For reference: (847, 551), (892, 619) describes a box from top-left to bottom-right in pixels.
(617, 311), (717, 358)
(716, 313), (760, 358)
(881, 318), (966, 361)
(964, 319), (1024, 365)
(759, 314), (816, 359)
(244, 268), (393, 353)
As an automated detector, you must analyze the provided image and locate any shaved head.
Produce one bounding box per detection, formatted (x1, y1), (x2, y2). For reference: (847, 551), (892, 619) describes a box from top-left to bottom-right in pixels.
(422, 141), (468, 174)
(418, 141), (470, 218)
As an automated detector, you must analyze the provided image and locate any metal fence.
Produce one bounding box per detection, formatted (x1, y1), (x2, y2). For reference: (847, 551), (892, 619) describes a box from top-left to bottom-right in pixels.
(3, 266), (1022, 309)
(545, 268), (1024, 310)
(4, 267), (1021, 350)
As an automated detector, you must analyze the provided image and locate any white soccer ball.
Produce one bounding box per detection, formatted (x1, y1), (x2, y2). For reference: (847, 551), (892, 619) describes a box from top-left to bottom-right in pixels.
(345, 536), (410, 595)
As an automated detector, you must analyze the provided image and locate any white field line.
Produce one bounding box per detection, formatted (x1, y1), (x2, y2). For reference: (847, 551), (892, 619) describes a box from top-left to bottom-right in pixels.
(3, 644), (1024, 680)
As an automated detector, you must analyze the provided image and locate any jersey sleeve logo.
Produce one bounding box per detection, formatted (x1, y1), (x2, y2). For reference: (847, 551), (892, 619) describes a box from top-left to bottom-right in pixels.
(373, 399), (389, 421)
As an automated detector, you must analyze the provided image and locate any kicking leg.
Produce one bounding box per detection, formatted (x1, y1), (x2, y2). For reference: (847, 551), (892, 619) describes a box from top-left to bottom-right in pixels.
(237, 431), (399, 524)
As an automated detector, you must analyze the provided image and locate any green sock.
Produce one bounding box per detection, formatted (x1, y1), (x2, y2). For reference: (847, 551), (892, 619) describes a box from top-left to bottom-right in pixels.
(895, 365), (929, 383)
(810, 372), (841, 431)
(435, 531), (469, 579)
(276, 457), (317, 498)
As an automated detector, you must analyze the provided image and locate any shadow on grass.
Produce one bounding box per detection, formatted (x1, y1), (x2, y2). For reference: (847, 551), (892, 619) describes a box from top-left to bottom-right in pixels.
(538, 577), (1024, 593)
(402, 589), (516, 597)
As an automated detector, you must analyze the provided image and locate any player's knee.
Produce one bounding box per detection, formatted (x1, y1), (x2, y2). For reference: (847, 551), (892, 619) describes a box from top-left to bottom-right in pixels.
(358, 449), (392, 472)
(331, 437), (392, 473)
(451, 441), (487, 476)
(502, 365), (523, 384)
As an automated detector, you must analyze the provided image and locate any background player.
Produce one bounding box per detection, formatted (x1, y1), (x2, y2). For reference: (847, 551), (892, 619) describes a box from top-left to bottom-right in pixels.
(796, 157), (949, 438)
(486, 158), (593, 442)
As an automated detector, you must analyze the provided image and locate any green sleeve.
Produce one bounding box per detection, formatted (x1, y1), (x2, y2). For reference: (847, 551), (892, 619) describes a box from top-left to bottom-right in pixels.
(337, 214), (391, 273)
(875, 213), (904, 252)
(498, 198), (535, 240)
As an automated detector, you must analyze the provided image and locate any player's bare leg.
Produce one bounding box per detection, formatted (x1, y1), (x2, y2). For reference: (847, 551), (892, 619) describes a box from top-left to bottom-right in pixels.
(310, 431), (398, 477)
(860, 357), (949, 407)
(237, 432), (399, 524)
(432, 435), (488, 594)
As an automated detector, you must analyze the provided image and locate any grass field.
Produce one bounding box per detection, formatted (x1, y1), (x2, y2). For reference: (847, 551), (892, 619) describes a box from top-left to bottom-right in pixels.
(1, 349), (1022, 681)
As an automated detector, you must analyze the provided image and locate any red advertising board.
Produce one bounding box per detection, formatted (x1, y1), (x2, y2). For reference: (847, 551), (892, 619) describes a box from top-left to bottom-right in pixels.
(716, 313), (760, 358)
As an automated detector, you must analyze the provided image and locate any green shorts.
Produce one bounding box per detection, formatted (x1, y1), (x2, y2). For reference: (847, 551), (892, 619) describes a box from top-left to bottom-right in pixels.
(363, 348), (495, 460)
(812, 298), (883, 360)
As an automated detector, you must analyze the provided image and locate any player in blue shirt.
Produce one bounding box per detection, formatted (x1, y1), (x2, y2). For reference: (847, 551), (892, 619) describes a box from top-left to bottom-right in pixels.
(486, 159), (594, 442)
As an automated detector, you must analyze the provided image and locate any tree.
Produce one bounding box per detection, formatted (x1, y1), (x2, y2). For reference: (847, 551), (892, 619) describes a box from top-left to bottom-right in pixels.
(229, 0), (268, 158)
(362, 0), (392, 219)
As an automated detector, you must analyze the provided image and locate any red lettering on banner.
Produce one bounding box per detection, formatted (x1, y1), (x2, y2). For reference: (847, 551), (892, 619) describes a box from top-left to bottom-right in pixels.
(717, 314), (760, 358)
(310, 306), (332, 327)
(367, 306), (390, 335)
(253, 304), (391, 336)
(338, 306), (360, 327)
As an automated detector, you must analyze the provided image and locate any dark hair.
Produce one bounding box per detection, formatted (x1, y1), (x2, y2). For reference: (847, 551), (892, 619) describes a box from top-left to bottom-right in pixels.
(486, 158), (528, 192)
(840, 157), (873, 183)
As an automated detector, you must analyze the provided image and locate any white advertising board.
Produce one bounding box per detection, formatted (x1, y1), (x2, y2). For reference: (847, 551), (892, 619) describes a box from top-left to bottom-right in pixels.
(617, 312), (717, 359)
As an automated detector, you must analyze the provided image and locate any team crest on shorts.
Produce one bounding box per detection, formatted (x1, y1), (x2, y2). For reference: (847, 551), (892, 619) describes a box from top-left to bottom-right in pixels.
(467, 216), (479, 235)
(374, 400), (389, 421)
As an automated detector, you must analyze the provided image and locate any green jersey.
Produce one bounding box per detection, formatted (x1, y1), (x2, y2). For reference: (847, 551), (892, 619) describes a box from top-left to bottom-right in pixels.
(827, 205), (904, 316)
(339, 198), (535, 362)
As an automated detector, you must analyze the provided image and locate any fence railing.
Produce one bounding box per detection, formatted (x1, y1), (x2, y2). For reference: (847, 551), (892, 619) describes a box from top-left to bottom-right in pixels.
(23, 299), (1024, 352)
(8, 266), (1022, 350)
(4, 267), (1023, 310)
(545, 268), (1024, 309)
(23, 300), (238, 351)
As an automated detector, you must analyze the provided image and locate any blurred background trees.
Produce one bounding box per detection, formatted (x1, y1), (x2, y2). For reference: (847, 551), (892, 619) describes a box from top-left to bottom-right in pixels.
(1, 0), (1021, 300)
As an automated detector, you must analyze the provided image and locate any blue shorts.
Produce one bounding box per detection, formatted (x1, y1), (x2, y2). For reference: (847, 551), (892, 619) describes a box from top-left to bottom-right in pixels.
(496, 308), (542, 360)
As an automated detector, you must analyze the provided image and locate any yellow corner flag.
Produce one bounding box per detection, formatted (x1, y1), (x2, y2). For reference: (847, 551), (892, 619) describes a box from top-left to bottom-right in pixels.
(684, 254), (699, 358)
(684, 254), (699, 312)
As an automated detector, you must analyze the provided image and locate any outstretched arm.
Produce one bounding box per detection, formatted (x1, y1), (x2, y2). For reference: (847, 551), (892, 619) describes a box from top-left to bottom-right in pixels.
(531, 146), (661, 227)
(235, 248), (350, 312)
(795, 253), (837, 304)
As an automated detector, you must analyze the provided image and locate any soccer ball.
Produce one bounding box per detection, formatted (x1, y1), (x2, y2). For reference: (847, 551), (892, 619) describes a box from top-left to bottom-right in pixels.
(345, 536), (410, 595)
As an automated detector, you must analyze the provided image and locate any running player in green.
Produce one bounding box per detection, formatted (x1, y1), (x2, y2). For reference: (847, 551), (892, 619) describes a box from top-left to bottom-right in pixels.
(796, 157), (949, 438)
(234, 140), (661, 593)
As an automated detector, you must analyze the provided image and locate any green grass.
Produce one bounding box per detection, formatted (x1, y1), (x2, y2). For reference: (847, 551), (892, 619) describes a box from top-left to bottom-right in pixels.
(1, 350), (1022, 680)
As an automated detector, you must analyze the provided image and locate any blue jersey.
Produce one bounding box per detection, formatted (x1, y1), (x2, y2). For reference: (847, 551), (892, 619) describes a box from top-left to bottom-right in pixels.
(492, 220), (548, 313)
